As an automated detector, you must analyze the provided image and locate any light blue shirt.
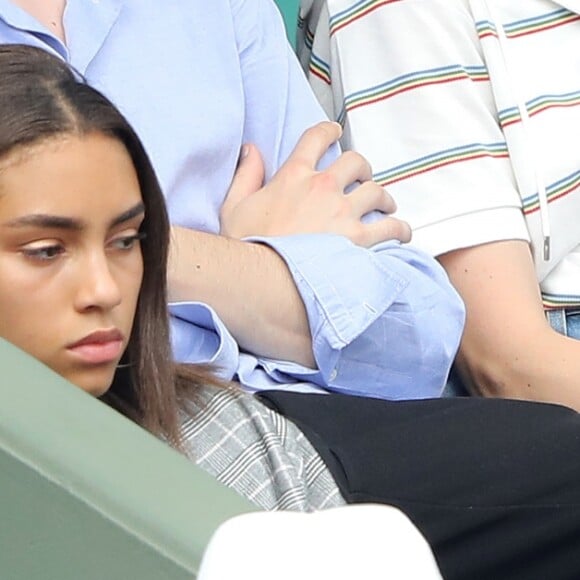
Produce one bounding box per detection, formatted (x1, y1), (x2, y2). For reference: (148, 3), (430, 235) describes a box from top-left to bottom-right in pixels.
(0, 0), (465, 399)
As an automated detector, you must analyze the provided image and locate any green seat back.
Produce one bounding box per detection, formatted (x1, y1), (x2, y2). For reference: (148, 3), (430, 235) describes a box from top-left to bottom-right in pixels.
(0, 338), (257, 580)
(274, 0), (299, 48)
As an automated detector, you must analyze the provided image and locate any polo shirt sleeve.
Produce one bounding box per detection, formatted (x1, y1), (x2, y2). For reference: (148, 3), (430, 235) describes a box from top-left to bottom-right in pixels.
(301, 0), (529, 257)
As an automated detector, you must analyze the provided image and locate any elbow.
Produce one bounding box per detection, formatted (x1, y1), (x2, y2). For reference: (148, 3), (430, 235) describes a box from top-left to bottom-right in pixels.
(399, 252), (467, 391)
(379, 289), (465, 399)
(417, 293), (466, 394)
(454, 340), (537, 400)
(456, 353), (517, 399)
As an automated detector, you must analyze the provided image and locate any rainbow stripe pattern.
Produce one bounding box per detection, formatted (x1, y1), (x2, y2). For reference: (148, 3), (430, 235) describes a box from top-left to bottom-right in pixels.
(373, 142), (509, 186)
(497, 90), (580, 128)
(477, 8), (580, 40)
(334, 64), (489, 123)
(329, 0), (402, 36)
(542, 292), (580, 309)
(521, 169), (580, 215)
(309, 52), (331, 85)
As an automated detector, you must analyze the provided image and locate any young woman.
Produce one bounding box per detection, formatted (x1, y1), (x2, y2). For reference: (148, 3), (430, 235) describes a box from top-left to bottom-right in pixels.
(0, 43), (343, 513)
(3, 44), (580, 580)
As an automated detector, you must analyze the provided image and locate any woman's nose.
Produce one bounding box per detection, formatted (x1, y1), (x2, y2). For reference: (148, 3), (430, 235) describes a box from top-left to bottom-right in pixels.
(74, 252), (122, 312)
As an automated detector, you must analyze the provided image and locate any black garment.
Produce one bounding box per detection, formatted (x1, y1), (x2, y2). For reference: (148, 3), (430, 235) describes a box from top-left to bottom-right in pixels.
(257, 391), (580, 580)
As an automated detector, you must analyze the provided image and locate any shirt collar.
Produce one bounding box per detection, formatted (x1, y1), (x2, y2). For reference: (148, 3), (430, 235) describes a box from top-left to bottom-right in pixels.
(551, 0), (580, 15)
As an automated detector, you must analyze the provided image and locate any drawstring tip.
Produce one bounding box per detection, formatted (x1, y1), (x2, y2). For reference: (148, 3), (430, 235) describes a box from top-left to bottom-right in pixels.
(543, 236), (551, 261)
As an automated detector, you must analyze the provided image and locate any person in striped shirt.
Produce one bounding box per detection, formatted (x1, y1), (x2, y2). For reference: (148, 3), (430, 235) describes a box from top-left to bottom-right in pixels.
(300, 0), (580, 409)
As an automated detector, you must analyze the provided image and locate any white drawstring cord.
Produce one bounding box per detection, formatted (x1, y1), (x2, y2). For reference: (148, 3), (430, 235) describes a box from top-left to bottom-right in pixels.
(483, 0), (551, 260)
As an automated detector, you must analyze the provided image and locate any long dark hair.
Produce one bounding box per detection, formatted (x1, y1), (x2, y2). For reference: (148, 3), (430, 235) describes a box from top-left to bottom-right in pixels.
(0, 44), (218, 446)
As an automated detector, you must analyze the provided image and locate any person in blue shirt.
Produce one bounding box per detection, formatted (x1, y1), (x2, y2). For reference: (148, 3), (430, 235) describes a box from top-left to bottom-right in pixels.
(0, 0), (464, 401)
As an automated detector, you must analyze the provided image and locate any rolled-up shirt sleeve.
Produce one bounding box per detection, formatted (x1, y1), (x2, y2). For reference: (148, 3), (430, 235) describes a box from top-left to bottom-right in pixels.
(169, 302), (240, 381)
(253, 234), (465, 399)
(170, 233), (465, 400)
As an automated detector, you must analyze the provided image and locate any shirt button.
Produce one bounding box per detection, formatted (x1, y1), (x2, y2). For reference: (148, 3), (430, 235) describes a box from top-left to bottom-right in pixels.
(329, 369), (338, 381)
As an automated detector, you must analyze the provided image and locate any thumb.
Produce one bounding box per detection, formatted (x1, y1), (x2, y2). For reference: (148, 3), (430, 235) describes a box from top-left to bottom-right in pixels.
(223, 144), (265, 211)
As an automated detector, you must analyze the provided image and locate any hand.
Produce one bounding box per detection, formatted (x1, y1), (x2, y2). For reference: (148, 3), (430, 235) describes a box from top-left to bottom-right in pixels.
(220, 121), (411, 247)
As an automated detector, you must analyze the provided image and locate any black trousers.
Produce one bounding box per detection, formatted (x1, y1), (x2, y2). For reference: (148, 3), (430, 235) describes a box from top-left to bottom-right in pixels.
(257, 391), (580, 580)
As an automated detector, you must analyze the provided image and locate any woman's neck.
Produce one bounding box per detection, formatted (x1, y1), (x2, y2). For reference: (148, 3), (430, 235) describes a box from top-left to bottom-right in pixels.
(11, 0), (66, 44)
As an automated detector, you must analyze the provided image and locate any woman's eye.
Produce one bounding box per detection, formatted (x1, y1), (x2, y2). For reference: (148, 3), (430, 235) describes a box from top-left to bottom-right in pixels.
(110, 232), (147, 251)
(21, 244), (64, 262)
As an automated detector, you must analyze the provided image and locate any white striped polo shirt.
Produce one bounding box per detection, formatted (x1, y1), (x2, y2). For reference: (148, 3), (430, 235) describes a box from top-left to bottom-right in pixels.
(300, 0), (580, 308)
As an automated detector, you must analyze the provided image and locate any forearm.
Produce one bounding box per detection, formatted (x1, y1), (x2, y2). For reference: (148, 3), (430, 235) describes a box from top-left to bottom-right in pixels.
(168, 227), (315, 368)
(456, 326), (580, 410)
(262, 234), (464, 398)
(440, 240), (580, 409)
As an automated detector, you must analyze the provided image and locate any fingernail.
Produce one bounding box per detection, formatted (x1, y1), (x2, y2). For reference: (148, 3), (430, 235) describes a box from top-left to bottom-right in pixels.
(236, 145), (249, 169)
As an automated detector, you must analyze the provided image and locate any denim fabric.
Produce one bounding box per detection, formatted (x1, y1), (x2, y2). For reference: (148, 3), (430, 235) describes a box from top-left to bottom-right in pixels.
(443, 308), (580, 397)
(546, 309), (580, 339)
(442, 365), (469, 397)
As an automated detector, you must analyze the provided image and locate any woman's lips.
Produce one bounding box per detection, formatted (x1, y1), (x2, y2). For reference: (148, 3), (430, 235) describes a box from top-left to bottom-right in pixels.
(67, 329), (124, 365)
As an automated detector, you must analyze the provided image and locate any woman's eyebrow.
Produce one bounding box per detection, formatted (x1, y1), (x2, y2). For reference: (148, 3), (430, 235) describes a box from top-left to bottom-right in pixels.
(109, 202), (145, 228)
(3, 214), (83, 230)
(2, 202), (145, 230)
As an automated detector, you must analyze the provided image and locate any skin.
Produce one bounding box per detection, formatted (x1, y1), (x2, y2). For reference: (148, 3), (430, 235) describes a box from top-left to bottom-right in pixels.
(10, 0), (66, 42)
(440, 240), (580, 410)
(0, 133), (144, 396)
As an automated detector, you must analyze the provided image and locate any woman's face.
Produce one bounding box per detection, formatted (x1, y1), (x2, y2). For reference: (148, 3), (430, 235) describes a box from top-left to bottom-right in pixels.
(0, 132), (144, 396)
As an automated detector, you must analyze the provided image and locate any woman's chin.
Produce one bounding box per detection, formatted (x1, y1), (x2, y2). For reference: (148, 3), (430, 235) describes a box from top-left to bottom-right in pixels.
(62, 366), (116, 398)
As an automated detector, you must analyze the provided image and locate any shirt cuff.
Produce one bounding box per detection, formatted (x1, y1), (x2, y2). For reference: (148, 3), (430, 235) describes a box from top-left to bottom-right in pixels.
(248, 233), (409, 347)
(169, 302), (239, 381)
(245, 233), (414, 390)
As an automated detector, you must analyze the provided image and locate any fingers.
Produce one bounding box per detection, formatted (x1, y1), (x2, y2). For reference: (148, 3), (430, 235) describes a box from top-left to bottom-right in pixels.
(290, 121), (342, 169)
(346, 185), (411, 246)
(362, 217), (412, 247)
(348, 182), (398, 216)
(221, 132), (412, 247)
(222, 143), (265, 212)
(327, 150), (373, 187)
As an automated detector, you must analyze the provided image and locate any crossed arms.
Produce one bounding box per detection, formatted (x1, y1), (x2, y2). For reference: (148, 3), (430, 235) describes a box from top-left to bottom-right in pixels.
(168, 122), (464, 398)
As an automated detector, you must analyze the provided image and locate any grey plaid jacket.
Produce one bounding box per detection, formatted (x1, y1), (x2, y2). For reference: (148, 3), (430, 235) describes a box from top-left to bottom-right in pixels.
(181, 387), (345, 511)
